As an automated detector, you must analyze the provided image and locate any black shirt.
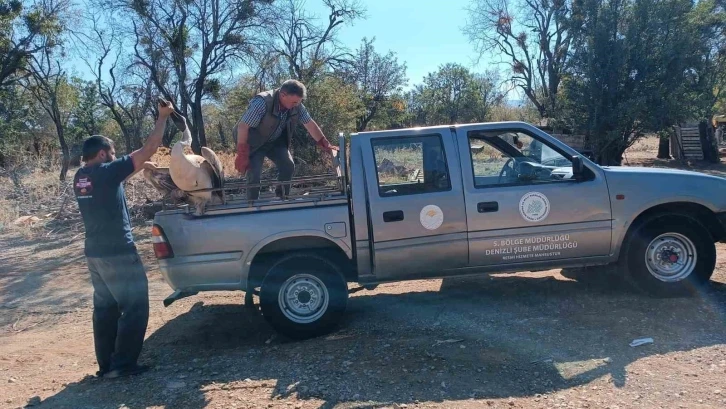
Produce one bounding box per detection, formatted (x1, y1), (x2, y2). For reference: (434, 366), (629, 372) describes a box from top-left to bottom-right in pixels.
(73, 155), (136, 257)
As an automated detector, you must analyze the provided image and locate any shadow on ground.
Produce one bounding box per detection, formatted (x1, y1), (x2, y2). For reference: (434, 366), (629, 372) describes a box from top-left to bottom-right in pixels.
(39, 270), (726, 409)
(0, 229), (154, 328)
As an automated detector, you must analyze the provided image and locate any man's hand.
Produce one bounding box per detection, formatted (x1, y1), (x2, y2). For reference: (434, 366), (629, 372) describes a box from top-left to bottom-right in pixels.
(143, 161), (160, 171)
(157, 98), (175, 119)
(130, 97), (173, 172)
(304, 120), (338, 153)
(316, 136), (339, 153)
(235, 143), (250, 174)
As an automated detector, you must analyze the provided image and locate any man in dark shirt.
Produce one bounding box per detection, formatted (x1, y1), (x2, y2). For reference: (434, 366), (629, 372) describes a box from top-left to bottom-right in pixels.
(73, 99), (174, 379)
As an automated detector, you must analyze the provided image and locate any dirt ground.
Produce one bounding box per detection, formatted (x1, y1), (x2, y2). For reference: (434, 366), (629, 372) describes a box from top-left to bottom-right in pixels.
(1, 136), (726, 409)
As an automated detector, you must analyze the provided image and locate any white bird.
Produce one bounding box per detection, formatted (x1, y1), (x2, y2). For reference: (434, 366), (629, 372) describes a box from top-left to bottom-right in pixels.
(144, 107), (224, 215)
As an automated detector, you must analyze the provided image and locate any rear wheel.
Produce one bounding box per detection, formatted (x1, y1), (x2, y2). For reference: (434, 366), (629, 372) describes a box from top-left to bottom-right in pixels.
(259, 252), (348, 339)
(621, 213), (715, 296)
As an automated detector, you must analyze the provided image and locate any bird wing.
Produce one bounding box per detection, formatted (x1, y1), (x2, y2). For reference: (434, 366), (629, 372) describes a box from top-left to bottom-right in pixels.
(144, 167), (180, 193)
(200, 146), (224, 189)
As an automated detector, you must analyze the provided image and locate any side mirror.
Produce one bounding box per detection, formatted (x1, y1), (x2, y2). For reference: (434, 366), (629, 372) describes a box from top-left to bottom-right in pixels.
(572, 155), (585, 181)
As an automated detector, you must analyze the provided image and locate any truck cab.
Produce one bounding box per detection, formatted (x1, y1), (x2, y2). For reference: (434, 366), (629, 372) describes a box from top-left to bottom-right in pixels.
(349, 122), (613, 284)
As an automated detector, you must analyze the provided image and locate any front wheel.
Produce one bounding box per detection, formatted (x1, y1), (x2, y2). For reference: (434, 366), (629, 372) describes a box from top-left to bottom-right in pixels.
(621, 213), (715, 297)
(259, 252), (348, 339)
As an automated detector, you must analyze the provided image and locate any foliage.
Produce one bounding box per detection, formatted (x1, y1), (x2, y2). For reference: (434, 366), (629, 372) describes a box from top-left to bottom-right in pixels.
(291, 74), (361, 167)
(343, 37), (408, 131)
(106, 0), (274, 153)
(1, 0), (724, 174)
(264, 0), (366, 84)
(463, 0), (576, 119)
(561, 0), (713, 165)
(0, 0), (68, 87)
(404, 63), (504, 127)
(0, 84), (40, 167)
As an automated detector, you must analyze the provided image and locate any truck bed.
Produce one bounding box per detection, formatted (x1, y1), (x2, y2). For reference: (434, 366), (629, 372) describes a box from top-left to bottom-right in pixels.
(153, 151), (348, 216)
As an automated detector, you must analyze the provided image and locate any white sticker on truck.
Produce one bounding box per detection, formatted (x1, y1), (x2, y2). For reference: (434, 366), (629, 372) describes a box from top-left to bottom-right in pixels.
(420, 205), (444, 230)
(519, 192), (550, 222)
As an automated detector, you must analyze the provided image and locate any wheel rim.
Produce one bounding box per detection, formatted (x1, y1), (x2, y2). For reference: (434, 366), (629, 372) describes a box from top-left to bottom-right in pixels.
(645, 233), (697, 282)
(278, 274), (329, 324)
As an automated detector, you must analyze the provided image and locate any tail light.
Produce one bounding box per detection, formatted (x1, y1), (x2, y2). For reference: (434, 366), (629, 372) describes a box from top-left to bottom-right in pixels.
(151, 224), (174, 259)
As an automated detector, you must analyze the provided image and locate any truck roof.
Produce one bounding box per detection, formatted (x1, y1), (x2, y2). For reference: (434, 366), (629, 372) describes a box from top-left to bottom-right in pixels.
(349, 121), (537, 137)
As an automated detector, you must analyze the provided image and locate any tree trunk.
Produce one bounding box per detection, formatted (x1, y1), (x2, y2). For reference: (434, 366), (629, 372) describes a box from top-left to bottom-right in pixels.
(162, 127), (176, 148)
(191, 104), (206, 154)
(700, 121), (719, 163)
(217, 122), (227, 148)
(657, 135), (671, 159)
(132, 128), (143, 150)
(56, 124), (70, 181)
(122, 131), (133, 154)
(596, 144), (625, 166)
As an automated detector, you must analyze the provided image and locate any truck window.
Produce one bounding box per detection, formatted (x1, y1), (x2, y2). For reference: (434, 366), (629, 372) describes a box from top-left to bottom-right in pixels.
(468, 130), (574, 188)
(371, 134), (451, 196)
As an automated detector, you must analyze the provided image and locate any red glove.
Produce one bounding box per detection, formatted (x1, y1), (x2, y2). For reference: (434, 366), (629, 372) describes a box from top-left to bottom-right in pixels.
(235, 143), (250, 174)
(316, 137), (337, 152)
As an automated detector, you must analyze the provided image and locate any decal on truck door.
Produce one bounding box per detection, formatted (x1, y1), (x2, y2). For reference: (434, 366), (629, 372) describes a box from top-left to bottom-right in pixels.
(519, 192), (550, 222)
(420, 204), (444, 230)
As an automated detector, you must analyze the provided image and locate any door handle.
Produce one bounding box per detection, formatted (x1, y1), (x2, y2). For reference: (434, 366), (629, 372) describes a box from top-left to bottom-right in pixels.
(477, 201), (498, 213)
(383, 210), (404, 222)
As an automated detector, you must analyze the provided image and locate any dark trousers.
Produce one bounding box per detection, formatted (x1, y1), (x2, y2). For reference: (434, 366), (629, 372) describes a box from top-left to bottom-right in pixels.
(86, 252), (149, 373)
(247, 137), (295, 200)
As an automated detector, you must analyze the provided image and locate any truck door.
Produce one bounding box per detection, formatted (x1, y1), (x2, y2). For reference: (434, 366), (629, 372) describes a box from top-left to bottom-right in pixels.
(456, 124), (612, 267)
(363, 128), (468, 280)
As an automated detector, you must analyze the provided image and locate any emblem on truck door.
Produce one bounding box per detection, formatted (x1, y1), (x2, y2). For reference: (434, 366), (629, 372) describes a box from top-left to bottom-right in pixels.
(519, 192), (550, 222)
(420, 205), (444, 230)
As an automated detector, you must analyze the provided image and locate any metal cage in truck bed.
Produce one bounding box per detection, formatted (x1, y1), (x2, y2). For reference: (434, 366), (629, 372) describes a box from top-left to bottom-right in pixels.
(152, 137), (349, 215)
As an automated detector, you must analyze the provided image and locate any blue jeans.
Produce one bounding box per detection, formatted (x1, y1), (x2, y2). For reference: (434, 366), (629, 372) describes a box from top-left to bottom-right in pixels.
(87, 252), (149, 373)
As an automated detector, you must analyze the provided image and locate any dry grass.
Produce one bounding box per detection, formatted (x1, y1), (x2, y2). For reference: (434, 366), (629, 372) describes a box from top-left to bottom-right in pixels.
(622, 135), (661, 161)
(0, 144), (337, 235)
(0, 168), (70, 235)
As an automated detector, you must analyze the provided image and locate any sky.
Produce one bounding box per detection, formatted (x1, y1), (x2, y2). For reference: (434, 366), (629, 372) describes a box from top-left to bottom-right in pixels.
(67, 0), (495, 94)
(305, 0), (486, 88)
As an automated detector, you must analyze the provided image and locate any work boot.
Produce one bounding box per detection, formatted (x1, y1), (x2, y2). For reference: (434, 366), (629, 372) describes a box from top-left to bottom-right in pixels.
(103, 364), (150, 379)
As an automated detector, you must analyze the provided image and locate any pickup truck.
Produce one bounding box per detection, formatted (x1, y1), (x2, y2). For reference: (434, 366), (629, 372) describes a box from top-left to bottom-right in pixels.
(149, 121), (726, 339)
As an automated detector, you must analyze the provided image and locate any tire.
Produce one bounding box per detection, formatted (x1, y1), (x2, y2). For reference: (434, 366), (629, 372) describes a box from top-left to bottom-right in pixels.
(620, 213), (715, 297)
(259, 252), (348, 339)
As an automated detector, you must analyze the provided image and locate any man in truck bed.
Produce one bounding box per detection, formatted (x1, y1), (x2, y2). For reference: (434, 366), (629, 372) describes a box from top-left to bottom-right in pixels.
(73, 99), (174, 379)
(234, 79), (338, 200)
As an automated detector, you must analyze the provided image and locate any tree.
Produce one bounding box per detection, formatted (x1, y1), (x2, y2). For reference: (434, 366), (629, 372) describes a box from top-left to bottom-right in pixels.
(220, 74), (262, 147)
(23, 45), (79, 180)
(345, 37), (407, 131)
(463, 0), (576, 120)
(687, 0), (726, 119)
(106, 0), (274, 154)
(405, 63), (503, 127)
(72, 8), (155, 153)
(291, 74), (360, 168)
(70, 78), (105, 138)
(0, 84), (40, 167)
(0, 0), (66, 88)
(562, 0), (708, 165)
(265, 0), (365, 84)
